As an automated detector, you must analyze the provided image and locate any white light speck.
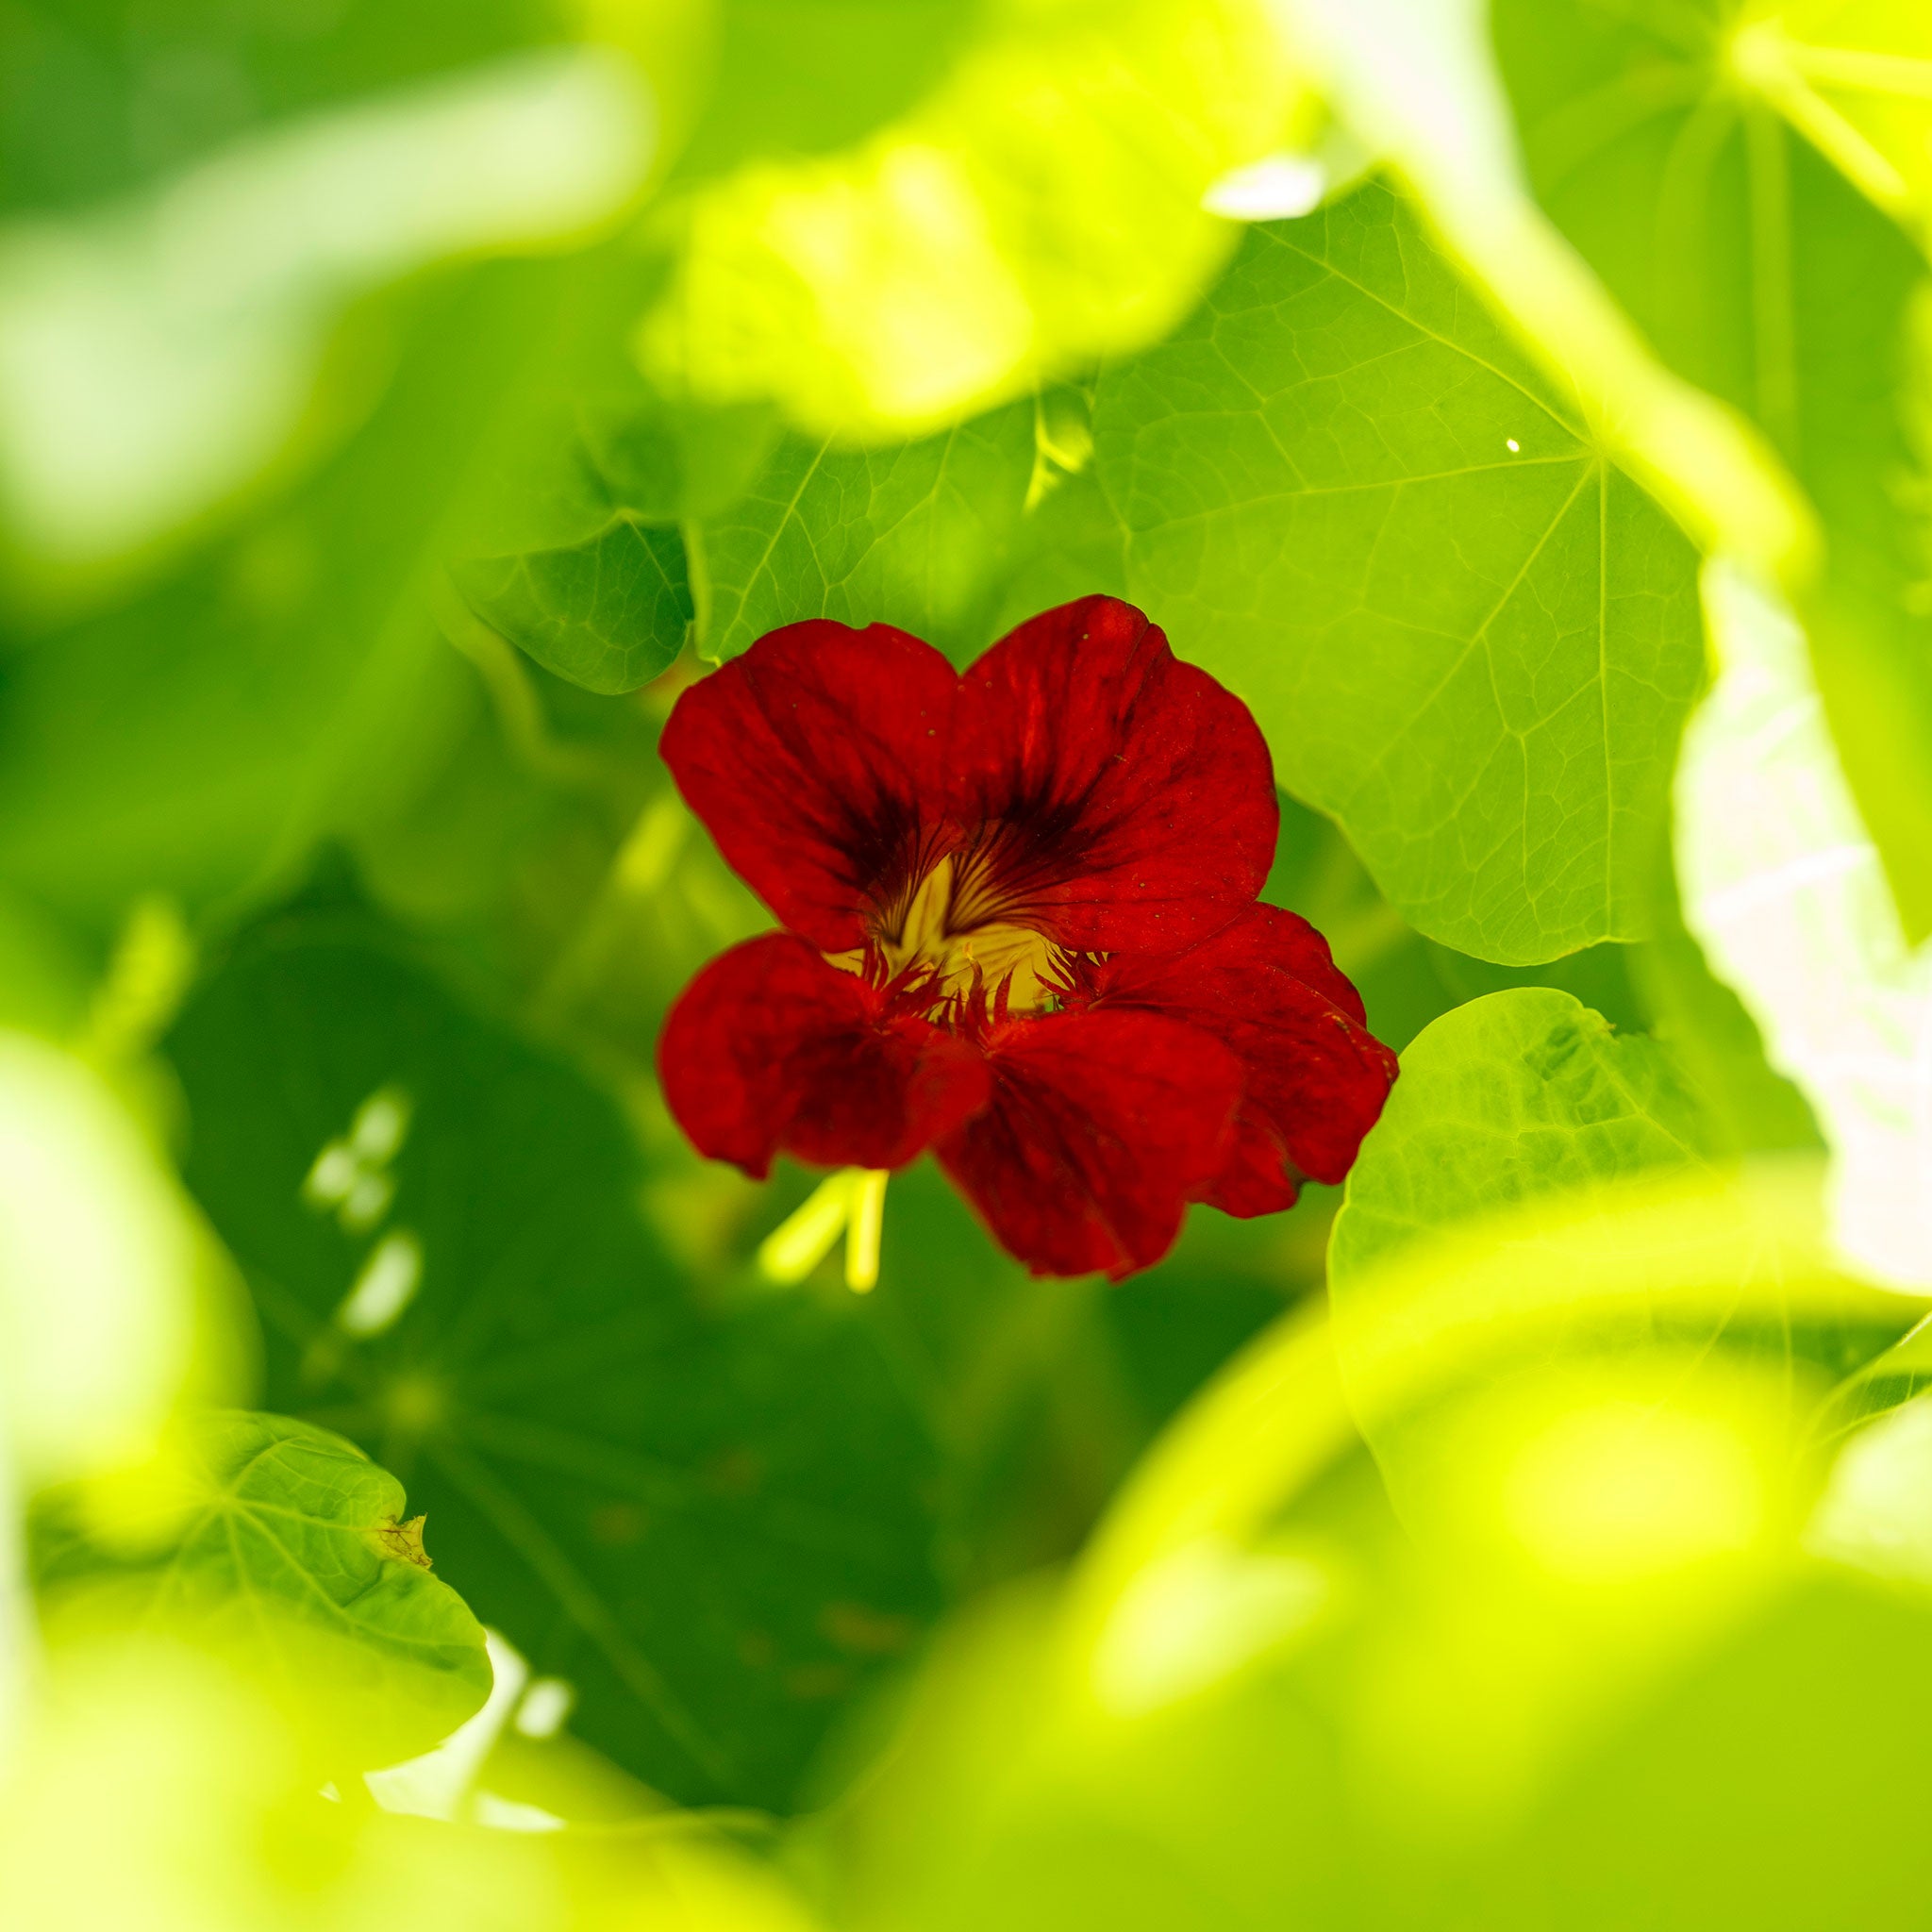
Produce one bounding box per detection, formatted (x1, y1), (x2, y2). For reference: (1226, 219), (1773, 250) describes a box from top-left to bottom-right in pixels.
(336, 1229), (423, 1337)
(513, 1677), (576, 1739)
(1507, 438), (1520, 452)
(1202, 153), (1326, 222)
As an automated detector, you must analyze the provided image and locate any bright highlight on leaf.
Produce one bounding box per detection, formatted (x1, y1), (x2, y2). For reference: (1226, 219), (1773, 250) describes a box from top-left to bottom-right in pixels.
(641, 0), (1308, 436)
(1502, 1399), (1765, 1583)
(1678, 561), (1932, 1291)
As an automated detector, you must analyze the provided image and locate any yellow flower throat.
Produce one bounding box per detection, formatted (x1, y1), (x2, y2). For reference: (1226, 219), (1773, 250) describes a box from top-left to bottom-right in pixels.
(826, 855), (1066, 1016)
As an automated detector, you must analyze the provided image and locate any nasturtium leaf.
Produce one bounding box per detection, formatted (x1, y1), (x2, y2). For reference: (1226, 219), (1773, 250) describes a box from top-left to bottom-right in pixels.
(164, 895), (941, 1811)
(1328, 987), (1717, 1292)
(0, 1031), (208, 1491)
(1495, 0), (1932, 935)
(691, 400), (1037, 663)
(1091, 181), (1706, 964)
(454, 517), (691, 694)
(640, 0), (1307, 438)
(30, 1409), (491, 1769)
(441, 256), (736, 695)
(1327, 996), (1908, 1567)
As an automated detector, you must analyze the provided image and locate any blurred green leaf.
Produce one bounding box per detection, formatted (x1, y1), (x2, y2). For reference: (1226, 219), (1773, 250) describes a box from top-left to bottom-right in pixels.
(164, 891), (942, 1810)
(1495, 0), (1932, 936)
(0, 254), (664, 930)
(0, 48), (652, 576)
(0, 1632), (828, 1932)
(31, 1409), (491, 1768)
(1091, 181), (1707, 964)
(1674, 563), (1929, 1288)
(641, 0), (1306, 437)
(0, 0), (564, 218)
(669, 0), (984, 185)
(0, 1028), (212, 1491)
(1735, 1), (1932, 242)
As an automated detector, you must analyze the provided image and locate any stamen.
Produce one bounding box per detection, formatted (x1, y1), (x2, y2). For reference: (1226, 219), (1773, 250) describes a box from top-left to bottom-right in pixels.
(826, 844), (1072, 1021)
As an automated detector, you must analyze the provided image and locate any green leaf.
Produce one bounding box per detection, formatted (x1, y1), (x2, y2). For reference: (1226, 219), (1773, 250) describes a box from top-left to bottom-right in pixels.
(163, 895), (942, 1811)
(30, 1409), (491, 1768)
(691, 400), (1039, 663)
(1495, 0), (1932, 936)
(1328, 987), (1717, 1292)
(1091, 181), (1707, 964)
(454, 517), (692, 694)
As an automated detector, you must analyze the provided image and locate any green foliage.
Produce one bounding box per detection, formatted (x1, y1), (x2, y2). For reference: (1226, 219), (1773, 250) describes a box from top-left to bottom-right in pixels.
(454, 519), (692, 694)
(164, 894), (944, 1810)
(1093, 184), (1707, 963)
(1495, 0), (1932, 933)
(31, 1410), (491, 1767)
(1330, 988), (1715, 1287)
(4, 2), (1932, 1925)
(0, 257), (639, 926)
(692, 402), (1039, 664)
(640, 0), (1307, 436)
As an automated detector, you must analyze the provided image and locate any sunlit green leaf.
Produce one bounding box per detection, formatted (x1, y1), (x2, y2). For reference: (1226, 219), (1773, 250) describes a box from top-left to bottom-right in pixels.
(1677, 562), (1932, 1290)
(1092, 181), (1706, 963)
(1736, 1), (1932, 242)
(1496, 0), (1932, 935)
(164, 892), (942, 1810)
(824, 1177), (1932, 1932)
(0, 1633), (825, 1932)
(0, 1030), (210, 1491)
(1328, 987), (1716, 1290)
(31, 1409), (491, 1768)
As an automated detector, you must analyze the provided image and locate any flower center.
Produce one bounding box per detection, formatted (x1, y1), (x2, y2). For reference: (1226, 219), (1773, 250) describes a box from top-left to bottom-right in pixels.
(828, 855), (1068, 1017)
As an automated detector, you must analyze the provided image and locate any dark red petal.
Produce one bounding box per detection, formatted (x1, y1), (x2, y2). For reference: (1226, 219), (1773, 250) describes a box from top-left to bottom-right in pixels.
(658, 935), (990, 1178)
(1200, 1109), (1302, 1218)
(934, 1009), (1243, 1280)
(948, 596), (1278, 950)
(659, 622), (957, 951)
(1087, 905), (1397, 1210)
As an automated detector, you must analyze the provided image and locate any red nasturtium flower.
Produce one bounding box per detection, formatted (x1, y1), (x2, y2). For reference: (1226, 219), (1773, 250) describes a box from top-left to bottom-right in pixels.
(657, 595), (1397, 1280)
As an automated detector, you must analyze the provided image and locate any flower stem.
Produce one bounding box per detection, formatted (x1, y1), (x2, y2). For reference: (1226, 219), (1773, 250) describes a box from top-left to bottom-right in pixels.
(756, 1168), (891, 1291)
(845, 1170), (889, 1293)
(757, 1172), (856, 1282)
